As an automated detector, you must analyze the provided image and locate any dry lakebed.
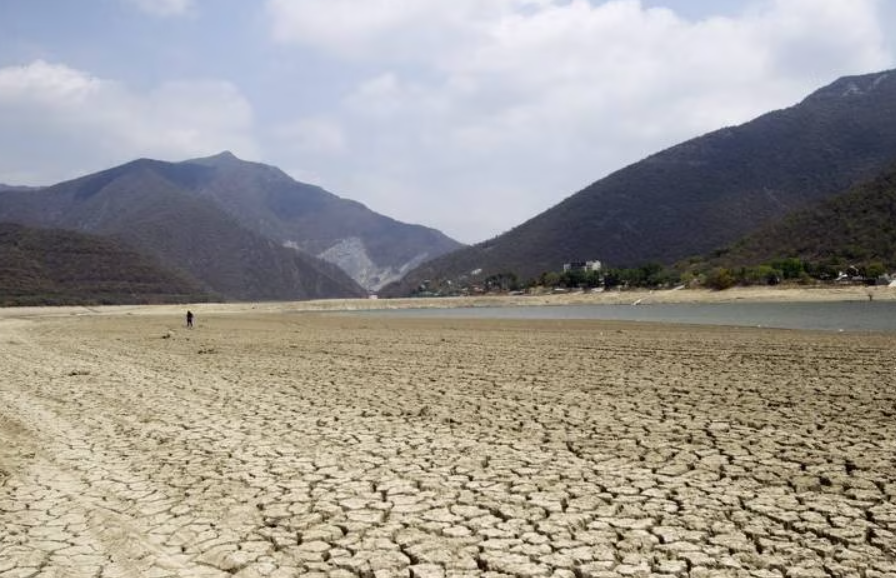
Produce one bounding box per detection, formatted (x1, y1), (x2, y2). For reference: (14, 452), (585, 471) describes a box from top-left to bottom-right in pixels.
(1, 292), (895, 577)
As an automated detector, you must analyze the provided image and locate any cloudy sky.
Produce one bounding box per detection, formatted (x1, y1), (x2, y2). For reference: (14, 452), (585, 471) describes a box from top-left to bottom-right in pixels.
(1, 0), (895, 243)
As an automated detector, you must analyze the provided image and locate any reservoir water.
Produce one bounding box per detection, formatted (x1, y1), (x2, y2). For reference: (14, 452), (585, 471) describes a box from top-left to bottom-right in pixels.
(360, 301), (896, 333)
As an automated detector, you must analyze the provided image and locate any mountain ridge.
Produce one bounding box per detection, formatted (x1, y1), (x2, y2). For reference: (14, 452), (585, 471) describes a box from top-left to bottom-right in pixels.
(172, 153), (463, 291)
(384, 68), (896, 296)
(0, 162), (368, 301)
(0, 151), (463, 300)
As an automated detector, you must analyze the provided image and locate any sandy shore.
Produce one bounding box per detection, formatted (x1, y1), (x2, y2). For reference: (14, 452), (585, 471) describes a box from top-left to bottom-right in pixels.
(1, 302), (895, 577)
(2, 284), (893, 321)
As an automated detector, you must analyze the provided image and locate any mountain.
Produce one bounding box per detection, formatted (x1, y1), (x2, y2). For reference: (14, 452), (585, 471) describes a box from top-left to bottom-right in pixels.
(0, 184), (41, 193)
(0, 222), (211, 306)
(383, 69), (896, 295)
(0, 161), (367, 301)
(694, 162), (896, 271)
(164, 151), (462, 291)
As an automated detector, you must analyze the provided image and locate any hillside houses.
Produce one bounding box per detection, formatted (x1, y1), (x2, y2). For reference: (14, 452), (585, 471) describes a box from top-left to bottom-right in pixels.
(563, 260), (602, 273)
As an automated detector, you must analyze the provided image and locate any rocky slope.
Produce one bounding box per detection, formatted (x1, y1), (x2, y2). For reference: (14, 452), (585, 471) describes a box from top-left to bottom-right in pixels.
(177, 152), (463, 292)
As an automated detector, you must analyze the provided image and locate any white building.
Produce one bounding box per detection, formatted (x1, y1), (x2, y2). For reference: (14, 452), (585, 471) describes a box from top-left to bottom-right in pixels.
(563, 260), (602, 272)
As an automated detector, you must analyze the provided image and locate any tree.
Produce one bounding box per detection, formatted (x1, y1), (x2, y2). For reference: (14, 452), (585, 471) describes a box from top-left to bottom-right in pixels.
(705, 268), (736, 290)
(560, 269), (587, 288)
(484, 272), (521, 292)
(864, 262), (886, 280)
(770, 258), (805, 280)
(539, 271), (561, 287)
(602, 269), (623, 289)
(741, 265), (780, 285)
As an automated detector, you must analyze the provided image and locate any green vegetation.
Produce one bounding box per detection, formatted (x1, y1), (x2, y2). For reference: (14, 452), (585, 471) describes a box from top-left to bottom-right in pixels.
(411, 263), (683, 296)
(532, 263), (680, 291)
(484, 272), (521, 292)
(680, 162), (896, 287)
(413, 253), (891, 297)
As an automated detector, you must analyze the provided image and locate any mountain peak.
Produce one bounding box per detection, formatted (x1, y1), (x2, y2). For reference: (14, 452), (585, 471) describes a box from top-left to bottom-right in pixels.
(802, 69), (895, 103)
(185, 150), (244, 167)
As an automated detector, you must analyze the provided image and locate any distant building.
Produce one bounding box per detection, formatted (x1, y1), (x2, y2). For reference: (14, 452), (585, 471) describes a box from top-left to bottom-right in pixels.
(563, 260), (602, 272)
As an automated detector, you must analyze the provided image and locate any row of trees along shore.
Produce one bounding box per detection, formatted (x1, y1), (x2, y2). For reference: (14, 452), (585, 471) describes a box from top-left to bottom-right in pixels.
(414, 258), (892, 296)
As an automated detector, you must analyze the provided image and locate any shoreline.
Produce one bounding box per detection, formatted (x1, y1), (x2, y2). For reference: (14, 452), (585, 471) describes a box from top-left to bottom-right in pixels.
(1, 284), (893, 319)
(313, 284), (896, 310)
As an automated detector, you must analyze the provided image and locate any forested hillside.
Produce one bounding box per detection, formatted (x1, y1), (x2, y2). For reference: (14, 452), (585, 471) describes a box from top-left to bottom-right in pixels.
(690, 163), (896, 276)
(0, 223), (212, 306)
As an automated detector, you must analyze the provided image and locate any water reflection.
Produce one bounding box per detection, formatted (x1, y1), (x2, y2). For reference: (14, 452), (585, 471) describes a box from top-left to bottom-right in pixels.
(360, 301), (896, 332)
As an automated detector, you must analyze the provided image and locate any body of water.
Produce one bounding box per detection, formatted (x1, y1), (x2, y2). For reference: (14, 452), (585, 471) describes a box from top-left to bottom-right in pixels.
(360, 301), (896, 333)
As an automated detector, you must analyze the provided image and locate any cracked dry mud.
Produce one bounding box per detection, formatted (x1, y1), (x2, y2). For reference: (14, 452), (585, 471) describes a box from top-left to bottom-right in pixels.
(1, 311), (895, 578)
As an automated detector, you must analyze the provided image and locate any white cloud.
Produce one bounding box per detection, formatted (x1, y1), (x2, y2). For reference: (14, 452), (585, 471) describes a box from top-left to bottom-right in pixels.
(270, 116), (348, 156)
(0, 61), (258, 184)
(751, 0), (886, 77)
(2, 1), (893, 246)
(266, 0), (497, 60)
(0, 60), (106, 105)
(264, 0), (893, 242)
(122, 0), (194, 17)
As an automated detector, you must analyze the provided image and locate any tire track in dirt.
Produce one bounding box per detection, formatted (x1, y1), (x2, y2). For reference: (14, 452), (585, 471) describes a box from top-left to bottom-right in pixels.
(0, 318), (234, 577)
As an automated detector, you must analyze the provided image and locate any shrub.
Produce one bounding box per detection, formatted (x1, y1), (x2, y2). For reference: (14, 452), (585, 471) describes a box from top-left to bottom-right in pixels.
(705, 268), (737, 290)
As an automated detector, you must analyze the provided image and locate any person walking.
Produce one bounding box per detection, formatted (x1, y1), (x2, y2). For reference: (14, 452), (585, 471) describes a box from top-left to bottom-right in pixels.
(186, 310), (194, 329)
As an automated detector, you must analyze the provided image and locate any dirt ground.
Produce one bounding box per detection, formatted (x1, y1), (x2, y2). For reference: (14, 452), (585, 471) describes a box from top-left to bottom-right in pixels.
(1, 304), (895, 577)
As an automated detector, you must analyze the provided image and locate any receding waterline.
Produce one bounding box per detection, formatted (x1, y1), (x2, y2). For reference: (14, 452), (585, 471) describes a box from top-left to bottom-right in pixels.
(356, 301), (896, 332)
